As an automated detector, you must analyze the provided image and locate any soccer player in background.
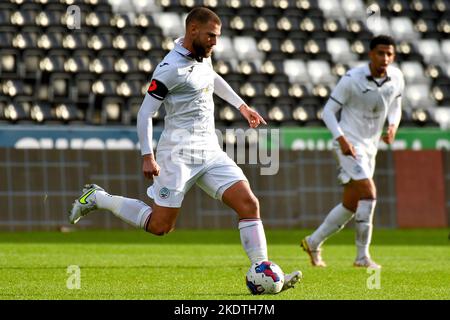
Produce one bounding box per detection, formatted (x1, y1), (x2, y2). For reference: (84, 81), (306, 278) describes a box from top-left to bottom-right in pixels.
(301, 35), (405, 268)
(69, 7), (301, 292)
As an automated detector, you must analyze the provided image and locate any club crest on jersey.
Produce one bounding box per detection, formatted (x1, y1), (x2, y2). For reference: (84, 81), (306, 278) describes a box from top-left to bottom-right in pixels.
(353, 165), (362, 174)
(159, 187), (170, 199)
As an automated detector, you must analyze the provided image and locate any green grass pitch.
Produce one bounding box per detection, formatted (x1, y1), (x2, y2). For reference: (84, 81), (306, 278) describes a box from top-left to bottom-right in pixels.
(0, 229), (448, 300)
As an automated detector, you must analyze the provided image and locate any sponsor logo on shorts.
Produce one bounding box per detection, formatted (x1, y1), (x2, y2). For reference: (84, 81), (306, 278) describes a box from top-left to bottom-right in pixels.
(159, 187), (170, 199)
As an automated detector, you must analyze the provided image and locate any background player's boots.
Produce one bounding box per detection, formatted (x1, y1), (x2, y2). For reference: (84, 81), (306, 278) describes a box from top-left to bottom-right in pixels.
(354, 256), (381, 269)
(301, 236), (327, 267)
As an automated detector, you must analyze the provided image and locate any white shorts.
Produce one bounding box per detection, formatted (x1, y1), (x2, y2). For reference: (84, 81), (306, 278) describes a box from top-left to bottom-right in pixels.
(147, 150), (248, 208)
(332, 141), (376, 185)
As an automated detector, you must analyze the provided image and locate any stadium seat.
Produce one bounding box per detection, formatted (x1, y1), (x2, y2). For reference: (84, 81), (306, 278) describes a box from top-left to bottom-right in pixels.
(326, 38), (358, 63)
(276, 15), (300, 33)
(73, 73), (97, 105)
(3, 99), (32, 123)
(390, 17), (419, 41)
(441, 39), (450, 61)
(341, 0), (365, 19)
(2, 79), (28, 98)
(153, 12), (184, 38)
(237, 60), (259, 76)
(233, 36), (264, 61)
(323, 18), (348, 38)
(213, 36), (236, 61)
(283, 59), (309, 84)
(404, 83), (434, 108)
(431, 84), (450, 106)
(410, 0), (437, 19)
(213, 59), (235, 76)
(288, 104), (318, 126)
(367, 16), (392, 36)
(253, 15), (277, 33)
(386, 0), (413, 17)
(131, 0), (161, 13)
(414, 18), (440, 38)
(306, 60), (336, 85)
(0, 48), (20, 78)
(30, 101), (58, 124)
(101, 96), (126, 124)
(84, 11), (112, 28)
(317, 0), (343, 18)
(400, 61), (429, 85)
(48, 72), (72, 102)
(416, 39), (444, 64)
(433, 106), (450, 129)
(53, 102), (83, 124)
(10, 4), (38, 27)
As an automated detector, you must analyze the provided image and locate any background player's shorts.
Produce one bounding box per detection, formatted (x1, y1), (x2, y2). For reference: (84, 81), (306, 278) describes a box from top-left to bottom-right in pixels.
(332, 141), (376, 184)
(147, 150), (248, 208)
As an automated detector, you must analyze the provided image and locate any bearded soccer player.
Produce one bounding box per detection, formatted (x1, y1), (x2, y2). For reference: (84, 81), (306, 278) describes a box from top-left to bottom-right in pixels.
(301, 35), (405, 269)
(69, 7), (301, 291)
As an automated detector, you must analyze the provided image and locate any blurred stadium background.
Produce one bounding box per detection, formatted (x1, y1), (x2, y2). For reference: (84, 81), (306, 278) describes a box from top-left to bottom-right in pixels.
(0, 0), (449, 231)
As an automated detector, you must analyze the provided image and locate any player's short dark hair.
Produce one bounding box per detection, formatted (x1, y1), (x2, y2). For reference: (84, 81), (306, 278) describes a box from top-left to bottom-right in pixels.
(185, 7), (221, 27)
(370, 35), (396, 50)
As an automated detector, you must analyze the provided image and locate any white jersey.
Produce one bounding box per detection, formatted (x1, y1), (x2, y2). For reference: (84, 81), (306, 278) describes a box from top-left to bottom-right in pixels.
(325, 64), (404, 156)
(148, 39), (221, 159)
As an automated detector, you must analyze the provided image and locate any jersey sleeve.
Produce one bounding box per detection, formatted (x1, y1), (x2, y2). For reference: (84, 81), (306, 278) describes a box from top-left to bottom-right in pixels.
(213, 72), (245, 109)
(147, 63), (179, 101)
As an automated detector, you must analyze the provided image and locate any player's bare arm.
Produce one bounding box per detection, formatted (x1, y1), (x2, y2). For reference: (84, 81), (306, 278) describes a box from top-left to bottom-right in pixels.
(239, 104), (267, 128)
(142, 153), (160, 179)
(336, 135), (356, 158)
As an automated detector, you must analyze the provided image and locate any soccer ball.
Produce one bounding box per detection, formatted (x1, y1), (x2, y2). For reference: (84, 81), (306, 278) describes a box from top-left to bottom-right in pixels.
(246, 261), (285, 295)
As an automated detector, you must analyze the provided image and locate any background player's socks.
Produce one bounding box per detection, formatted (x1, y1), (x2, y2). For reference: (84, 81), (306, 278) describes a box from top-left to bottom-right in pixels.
(238, 219), (268, 264)
(96, 191), (152, 229)
(355, 199), (376, 259)
(308, 203), (354, 249)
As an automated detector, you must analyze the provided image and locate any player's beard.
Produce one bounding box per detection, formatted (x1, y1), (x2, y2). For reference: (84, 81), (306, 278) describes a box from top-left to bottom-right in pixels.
(192, 39), (212, 59)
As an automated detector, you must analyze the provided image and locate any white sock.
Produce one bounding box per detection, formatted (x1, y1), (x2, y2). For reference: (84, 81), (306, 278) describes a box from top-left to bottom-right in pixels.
(238, 219), (268, 264)
(355, 199), (376, 260)
(96, 191), (152, 230)
(308, 203), (354, 249)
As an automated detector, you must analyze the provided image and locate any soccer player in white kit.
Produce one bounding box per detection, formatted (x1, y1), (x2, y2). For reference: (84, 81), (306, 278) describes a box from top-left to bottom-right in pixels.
(69, 7), (301, 292)
(301, 35), (404, 269)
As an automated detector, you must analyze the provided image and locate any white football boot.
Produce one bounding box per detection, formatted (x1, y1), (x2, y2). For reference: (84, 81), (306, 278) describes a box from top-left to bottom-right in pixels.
(301, 236), (327, 267)
(281, 270), (302, 292)
(69, 184), (104, 224)
(354, 256), (382, 269)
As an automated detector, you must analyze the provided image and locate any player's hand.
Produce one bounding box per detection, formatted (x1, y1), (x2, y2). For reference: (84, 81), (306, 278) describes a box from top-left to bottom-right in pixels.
(142, 154), (160, 179)
(382, 125), (397, 145)
(336, 136), (356, 159)
(239, 104), (267, 128)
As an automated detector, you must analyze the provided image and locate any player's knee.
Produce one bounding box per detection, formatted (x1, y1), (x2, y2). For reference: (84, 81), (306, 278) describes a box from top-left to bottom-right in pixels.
(242, 195), (259, 216)
(355, 180), (376, 199)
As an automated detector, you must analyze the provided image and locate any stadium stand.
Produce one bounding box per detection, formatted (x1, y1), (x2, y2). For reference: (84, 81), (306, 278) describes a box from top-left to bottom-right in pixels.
(0, 0), (449, 128)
